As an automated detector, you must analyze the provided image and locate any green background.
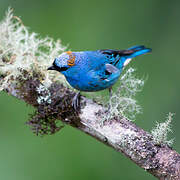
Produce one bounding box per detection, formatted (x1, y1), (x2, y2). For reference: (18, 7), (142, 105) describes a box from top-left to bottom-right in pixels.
(0, 0), (180, 179)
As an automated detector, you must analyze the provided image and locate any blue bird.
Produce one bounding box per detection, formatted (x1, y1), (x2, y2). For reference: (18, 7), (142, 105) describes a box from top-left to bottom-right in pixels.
(48, 45), (151, 109)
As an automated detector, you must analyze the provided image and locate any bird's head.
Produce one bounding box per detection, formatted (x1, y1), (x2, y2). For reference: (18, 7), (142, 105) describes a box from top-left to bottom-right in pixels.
(47, 51), (76, 74)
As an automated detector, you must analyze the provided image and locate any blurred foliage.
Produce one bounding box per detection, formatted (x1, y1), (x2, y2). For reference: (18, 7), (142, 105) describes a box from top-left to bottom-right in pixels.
(0, 0), (180, 179)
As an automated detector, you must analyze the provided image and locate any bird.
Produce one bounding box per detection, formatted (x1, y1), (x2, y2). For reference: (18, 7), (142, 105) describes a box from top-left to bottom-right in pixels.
(48, 45), (151, 110)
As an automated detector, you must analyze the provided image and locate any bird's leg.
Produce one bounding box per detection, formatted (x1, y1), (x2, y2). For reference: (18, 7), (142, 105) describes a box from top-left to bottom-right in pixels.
(109, 87), (112, 99)
(72, 91), (81, 111)
(108, 87), (113, 111)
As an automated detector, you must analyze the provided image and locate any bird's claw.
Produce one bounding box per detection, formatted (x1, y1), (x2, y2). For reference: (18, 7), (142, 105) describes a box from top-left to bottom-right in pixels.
(72, 92), (81, 111)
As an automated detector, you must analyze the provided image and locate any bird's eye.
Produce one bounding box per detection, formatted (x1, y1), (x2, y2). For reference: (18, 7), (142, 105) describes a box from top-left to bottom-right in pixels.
(52, 61), (68, 72)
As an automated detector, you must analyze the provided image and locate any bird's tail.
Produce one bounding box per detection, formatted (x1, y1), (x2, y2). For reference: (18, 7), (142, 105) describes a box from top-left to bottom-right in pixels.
(126, 45), (152, 58)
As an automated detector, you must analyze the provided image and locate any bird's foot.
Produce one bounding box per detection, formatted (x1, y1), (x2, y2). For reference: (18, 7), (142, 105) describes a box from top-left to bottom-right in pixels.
(72, 92), (81, 111)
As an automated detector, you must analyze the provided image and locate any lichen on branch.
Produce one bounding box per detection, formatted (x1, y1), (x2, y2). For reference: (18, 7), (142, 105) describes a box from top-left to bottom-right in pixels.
(0, 8), (70, 135)
(151, 112), (174, 146)
(0, 8), (66, 92)
(107, 68), (145, 121)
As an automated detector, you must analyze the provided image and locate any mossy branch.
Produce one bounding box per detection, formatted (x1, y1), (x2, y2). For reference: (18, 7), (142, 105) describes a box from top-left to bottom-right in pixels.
(1, 8), (180, 180)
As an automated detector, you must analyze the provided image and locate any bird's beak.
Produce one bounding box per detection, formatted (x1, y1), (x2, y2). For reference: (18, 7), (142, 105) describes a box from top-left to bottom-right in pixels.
(47, 65), (56, 70)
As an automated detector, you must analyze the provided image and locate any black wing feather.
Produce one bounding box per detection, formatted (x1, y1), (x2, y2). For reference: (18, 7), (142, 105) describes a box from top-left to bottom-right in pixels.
(100, 49), (135, 57)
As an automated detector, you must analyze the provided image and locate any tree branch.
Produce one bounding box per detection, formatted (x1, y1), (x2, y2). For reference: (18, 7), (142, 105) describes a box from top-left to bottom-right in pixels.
(4, 77), (180, 180)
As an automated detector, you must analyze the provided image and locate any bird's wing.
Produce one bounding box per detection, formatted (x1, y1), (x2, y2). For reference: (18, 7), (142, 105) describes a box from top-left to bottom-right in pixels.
(85, 63), (121, 91)
(103, 63), (121, 81)
(98, 49), (134, 67)
(105, 63), (119, 74)
(83, 64), (120, 91)
(88, 63), (120, 81)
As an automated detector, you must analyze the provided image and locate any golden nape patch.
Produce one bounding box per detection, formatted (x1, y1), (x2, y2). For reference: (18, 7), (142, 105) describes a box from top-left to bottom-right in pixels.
(66, 51), (76, 66)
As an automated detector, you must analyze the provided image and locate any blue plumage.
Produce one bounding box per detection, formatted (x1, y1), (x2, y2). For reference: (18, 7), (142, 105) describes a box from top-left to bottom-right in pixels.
(48, 45), (151, 91)
(48, 45), (151, 108)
